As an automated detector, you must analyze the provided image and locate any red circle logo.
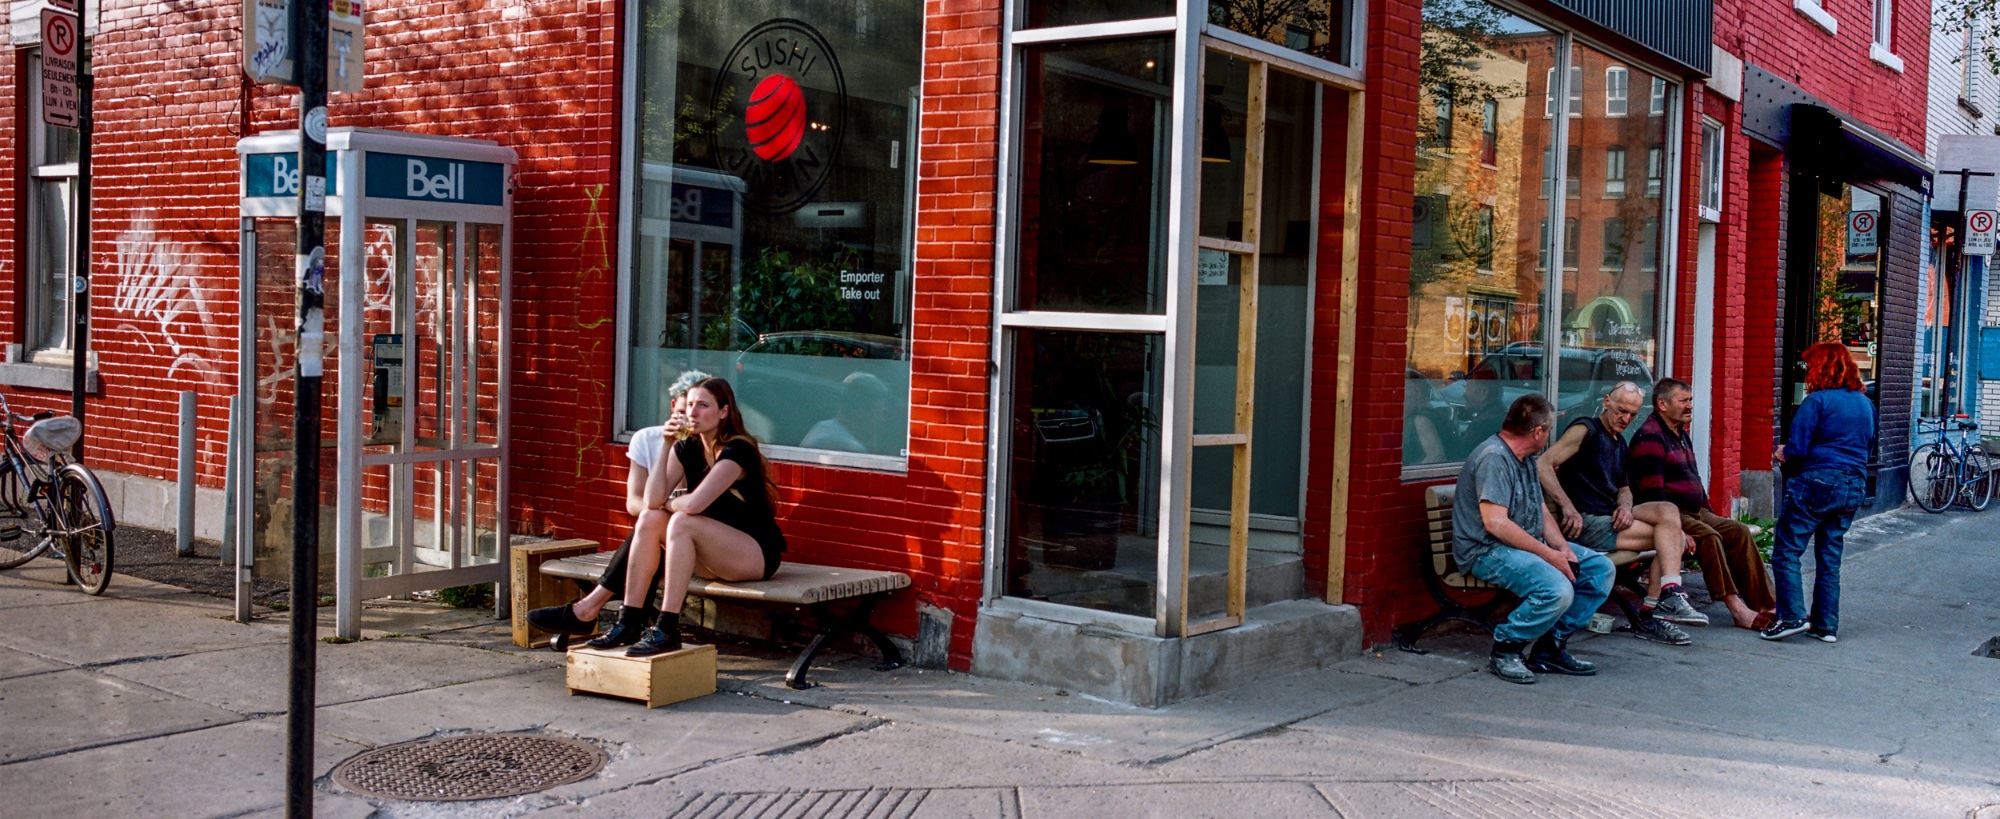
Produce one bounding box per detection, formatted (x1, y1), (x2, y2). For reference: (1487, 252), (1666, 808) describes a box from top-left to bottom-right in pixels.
(745, 74), (807, 162)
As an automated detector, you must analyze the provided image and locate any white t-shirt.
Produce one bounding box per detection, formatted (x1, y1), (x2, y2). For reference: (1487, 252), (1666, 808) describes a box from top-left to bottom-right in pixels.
(627, 425), (667, 472)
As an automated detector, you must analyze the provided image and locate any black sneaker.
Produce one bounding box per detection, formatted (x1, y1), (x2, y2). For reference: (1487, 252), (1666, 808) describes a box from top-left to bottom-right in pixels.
(1760, 619), (1809, 641)
(1806, 627), (1838, 643)
(1631, 616), (1692, 646)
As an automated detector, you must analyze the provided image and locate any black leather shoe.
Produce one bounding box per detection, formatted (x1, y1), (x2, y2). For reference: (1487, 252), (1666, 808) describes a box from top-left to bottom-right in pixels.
(624, 626), (683, 657)
(526, 603), (596, 636)
(587, 606), (651, 650)
(1526, 634), (1598, 676)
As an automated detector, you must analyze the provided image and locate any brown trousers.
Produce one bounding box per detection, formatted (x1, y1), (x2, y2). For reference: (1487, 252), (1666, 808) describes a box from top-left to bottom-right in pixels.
(1680, 509), (1775, 612)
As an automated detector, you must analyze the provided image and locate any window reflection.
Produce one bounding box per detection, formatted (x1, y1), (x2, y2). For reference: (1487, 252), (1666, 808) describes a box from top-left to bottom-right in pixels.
(1014, 38), (1173, 314)
(1407, 1), (1555, 466)
(1207, 0), (1356, 66)
(1005, 330), (1163, 617)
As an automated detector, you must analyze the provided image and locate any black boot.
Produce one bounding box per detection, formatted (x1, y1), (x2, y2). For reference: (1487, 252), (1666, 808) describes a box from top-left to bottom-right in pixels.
(526, 602), (597, 636)
(1526, 633), (1598, 676)
(625, 609), (684, 657)
(587, 604), (651, 650)
(1488, 639), (1535, 684)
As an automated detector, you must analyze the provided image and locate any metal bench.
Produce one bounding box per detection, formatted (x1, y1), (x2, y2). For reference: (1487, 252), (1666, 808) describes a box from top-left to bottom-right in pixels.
(1394, 484), (1654, 652)
(538, 552), (910, 690)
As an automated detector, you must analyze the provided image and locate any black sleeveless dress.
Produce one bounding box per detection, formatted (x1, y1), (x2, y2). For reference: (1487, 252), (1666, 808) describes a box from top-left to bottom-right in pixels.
(673, 437), (786, 578)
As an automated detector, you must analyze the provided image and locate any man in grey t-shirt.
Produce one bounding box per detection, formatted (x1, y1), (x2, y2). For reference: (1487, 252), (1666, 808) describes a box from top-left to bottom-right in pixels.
(1451, 394), (1614, 684)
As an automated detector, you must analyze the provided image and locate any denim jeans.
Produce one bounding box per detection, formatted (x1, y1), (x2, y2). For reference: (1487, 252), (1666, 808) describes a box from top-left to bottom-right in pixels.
(1772, 468), (1865, 633)
(1469, 543), (1615, 644)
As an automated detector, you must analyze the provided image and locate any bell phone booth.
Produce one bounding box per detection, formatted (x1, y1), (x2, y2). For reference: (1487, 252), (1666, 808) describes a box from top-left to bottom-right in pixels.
(235, 128), (516, 638)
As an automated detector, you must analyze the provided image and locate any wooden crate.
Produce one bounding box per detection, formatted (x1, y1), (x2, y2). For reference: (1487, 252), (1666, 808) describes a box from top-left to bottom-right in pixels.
(509, 539), (601, 647)
(565, 644), (717, 708)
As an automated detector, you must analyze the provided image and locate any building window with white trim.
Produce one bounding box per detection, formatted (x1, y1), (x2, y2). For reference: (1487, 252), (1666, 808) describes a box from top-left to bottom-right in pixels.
(1650, 76), (1667, 116)
(1604, 66), (1628, 117)
(622, 4), (922, 463)
(1605, 146), (1627, 197)
(1870, 0), (1904, 70)
(26, 52), (80, 360)
(1699, 120), (1724, 221)
(1645, 145), (1664, 198)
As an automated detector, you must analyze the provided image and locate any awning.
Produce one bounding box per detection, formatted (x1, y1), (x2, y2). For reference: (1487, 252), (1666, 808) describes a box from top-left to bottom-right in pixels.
(1794, 104), (1933, 192)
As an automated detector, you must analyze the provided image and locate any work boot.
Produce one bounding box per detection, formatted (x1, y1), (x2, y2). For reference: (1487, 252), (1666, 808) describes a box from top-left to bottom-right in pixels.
(1488, 639), (1535, 684)
(625, 610), (684, 657)
(1526, 633), (1598, 676)
(588, 604), (651, 650)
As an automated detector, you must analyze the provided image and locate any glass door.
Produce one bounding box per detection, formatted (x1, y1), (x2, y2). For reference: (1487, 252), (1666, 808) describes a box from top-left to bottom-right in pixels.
(354, 219), (509, 597)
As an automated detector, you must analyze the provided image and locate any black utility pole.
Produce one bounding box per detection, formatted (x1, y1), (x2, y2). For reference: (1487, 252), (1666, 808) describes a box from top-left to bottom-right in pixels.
(70, 49), (90, 456)
(287, 0), (330, 814)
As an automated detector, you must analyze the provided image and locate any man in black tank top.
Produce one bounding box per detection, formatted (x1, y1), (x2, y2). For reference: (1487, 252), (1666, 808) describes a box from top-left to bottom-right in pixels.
(1536, 383), (1709, 642)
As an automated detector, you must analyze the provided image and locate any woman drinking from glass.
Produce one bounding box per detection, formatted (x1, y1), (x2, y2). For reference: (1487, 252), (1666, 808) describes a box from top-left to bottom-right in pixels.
(616, 377), (787, 656)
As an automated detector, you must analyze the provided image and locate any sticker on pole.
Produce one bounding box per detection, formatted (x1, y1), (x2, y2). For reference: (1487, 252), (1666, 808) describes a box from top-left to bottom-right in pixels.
(1967, 210), (1996, 257)
(40, 9), (79, 128)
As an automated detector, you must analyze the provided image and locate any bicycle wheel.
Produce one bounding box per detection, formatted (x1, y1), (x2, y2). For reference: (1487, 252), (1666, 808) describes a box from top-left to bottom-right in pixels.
(1964, 445), (1996, 511)
(1909, 444), (1958, 513)
(55, 464), (114, 595)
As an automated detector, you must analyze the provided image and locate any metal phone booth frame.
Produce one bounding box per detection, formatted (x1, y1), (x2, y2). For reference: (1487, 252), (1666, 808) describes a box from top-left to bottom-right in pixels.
(235, 128), (517, 639)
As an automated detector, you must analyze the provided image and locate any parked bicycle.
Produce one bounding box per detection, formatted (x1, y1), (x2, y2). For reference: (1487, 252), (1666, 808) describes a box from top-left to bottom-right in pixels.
(1909, 415), (1994, 513)
(0, 395), (116, 594)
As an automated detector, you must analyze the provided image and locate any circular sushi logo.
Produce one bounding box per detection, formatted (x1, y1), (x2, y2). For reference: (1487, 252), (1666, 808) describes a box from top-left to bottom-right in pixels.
(712, 19), (846, 215)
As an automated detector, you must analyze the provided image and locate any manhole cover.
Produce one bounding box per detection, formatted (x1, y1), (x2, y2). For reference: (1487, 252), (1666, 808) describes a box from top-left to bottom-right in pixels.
(332, 734), (607, 802)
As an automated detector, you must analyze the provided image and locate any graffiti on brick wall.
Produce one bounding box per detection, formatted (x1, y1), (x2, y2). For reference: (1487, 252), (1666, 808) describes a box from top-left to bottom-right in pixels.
(114, 213), (222, 383)
(573, 183), (613, 483)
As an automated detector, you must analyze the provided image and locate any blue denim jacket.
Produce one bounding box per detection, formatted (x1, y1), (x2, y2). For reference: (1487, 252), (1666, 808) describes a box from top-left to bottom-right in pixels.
(1784, 388), (1875, 475)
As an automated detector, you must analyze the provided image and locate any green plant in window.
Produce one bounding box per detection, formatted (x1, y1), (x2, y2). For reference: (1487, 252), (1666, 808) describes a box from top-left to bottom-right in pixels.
(734, 245), (859, 337)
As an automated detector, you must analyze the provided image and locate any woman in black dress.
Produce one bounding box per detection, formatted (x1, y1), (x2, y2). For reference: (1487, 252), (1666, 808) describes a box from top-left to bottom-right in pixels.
(616, 377), (786, 657)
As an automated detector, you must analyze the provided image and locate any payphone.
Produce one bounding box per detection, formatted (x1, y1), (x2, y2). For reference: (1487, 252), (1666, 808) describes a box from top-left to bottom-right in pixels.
(237, 128), (516, 639)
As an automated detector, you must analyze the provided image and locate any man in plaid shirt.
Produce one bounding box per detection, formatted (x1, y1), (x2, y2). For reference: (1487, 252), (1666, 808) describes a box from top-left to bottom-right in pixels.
(1628, 378), (1777, 630)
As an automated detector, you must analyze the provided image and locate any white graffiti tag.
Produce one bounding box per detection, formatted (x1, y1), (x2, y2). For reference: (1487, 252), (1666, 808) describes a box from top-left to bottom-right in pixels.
(113, 214), (220, 382)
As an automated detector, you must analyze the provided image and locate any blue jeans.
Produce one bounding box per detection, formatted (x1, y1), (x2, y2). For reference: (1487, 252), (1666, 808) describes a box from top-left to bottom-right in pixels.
(1772, 468), (1865, 633)
(1469, 543), (1615, 644)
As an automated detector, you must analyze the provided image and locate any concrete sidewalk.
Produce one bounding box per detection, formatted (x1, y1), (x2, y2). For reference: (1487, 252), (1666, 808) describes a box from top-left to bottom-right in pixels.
(3, 505), (1999, 817)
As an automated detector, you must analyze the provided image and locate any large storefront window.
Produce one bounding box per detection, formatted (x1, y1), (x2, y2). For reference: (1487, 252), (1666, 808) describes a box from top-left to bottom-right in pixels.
(1407, 1), (1673, 470)
(624, 3), (921, 461)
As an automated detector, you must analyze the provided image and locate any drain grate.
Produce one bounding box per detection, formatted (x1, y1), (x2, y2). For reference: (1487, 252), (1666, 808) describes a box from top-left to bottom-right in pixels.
(332, 734), (607, 802)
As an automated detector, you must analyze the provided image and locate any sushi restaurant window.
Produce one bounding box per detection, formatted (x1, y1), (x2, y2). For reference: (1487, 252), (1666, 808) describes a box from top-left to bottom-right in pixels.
(619, 3), (923, 467)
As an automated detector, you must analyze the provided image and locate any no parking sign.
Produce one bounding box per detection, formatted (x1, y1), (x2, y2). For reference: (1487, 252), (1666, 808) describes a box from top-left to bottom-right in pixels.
(1846, 211), (1877, 254)
(1967, 209), (1996, 257)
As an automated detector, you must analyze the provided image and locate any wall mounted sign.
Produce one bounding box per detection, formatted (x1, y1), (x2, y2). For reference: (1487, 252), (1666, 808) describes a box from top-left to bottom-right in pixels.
(245, 152), (341, 198)
(1967, 209), (1996, 257)
(363, 153), (505, 205)
(710, 19), (848, 215)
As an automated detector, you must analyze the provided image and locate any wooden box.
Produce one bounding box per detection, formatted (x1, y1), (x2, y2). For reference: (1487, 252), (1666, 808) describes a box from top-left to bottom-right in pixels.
(565, 644), (717, 708)
(509, 539), (601, 647)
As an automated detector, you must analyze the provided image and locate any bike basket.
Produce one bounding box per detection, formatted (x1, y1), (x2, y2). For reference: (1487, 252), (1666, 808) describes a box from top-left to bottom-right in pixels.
(23, 416), (80, 462)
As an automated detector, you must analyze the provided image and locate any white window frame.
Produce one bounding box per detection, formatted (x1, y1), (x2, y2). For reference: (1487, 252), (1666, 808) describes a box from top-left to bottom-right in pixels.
(1650, 76), (1667, 116)
(1698, 119), (1723, 222)
(1604, 66), (1628, 117)
(1869, 0), (1903, 71)
(1605, 145), (1627, 197)
(26, 51), (79, 361)
(1794, 0), (1837, 36)
(1645, 145), (1664, 198)
(1961, 25), (1984, 116)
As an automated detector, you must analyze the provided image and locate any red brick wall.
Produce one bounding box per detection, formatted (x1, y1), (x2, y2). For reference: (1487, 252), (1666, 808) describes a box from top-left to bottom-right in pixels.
(1712, 0), (1929, 152)
(0, 1), (1000, 669)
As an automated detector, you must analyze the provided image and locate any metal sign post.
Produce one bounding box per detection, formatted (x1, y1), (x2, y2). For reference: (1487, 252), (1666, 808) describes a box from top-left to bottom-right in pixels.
(286, 1), (330, 816)
(43, 4), (92, 453)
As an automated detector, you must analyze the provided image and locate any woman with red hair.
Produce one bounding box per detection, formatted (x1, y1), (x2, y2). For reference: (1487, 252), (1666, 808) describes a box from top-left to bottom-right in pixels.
(1763, 342), (1875, 643)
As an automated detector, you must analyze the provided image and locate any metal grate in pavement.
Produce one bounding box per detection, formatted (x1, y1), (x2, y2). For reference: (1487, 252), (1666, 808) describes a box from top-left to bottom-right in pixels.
(1321, 779), (1707, 819)
(331, 733), (607, 802)
(668, 788), (932, 819)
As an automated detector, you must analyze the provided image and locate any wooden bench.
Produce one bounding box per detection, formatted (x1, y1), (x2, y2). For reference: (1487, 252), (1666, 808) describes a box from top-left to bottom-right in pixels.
(536, 552), (910, 690)
(1394, 484), (1653, 652)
